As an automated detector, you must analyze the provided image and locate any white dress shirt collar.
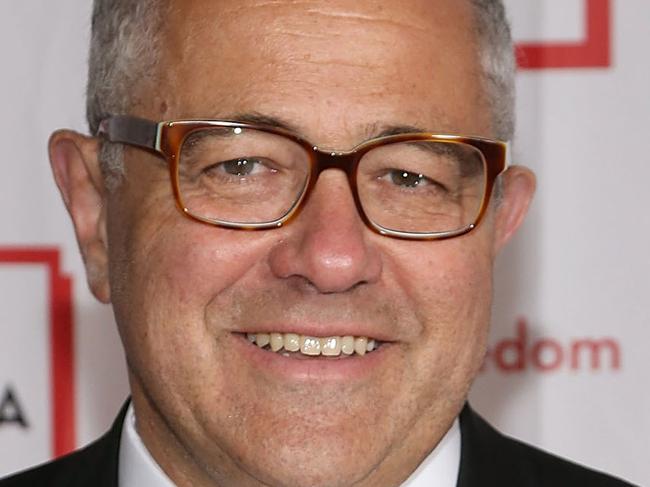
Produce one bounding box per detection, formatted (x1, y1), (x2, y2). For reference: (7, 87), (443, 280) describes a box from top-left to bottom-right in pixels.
(401, 418), (461, 487)
(118, 404), (461, 487)
(118, 405), (176, 487)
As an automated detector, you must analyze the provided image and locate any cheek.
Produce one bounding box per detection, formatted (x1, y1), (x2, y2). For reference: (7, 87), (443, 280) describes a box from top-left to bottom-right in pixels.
(106, 193), (272, 384)
(395, 236), (492, 321)
(109, 176), (264, 309)
(390, 236), (493, 389)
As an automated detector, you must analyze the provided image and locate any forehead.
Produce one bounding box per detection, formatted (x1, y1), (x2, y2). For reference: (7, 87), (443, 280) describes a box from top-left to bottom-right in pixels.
(157, 0), (489, 142)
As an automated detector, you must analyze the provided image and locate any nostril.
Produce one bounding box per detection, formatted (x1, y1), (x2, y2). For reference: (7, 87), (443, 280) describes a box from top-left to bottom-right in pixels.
(320, 280), (367, 295)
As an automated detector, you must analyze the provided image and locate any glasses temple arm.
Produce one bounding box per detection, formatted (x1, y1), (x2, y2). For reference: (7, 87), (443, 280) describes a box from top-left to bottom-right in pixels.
(503, 141), (512, 169)
(97, 116), (160, 152)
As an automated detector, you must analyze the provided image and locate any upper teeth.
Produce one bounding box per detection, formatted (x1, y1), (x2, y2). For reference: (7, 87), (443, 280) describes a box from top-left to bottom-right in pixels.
(247, 333), (378, 357)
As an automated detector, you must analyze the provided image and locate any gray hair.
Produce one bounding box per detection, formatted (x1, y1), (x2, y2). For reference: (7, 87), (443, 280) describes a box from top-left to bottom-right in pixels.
(86, 0), (516, 183)
(471, 0), (517, 141)
(87, 0), (167, 187)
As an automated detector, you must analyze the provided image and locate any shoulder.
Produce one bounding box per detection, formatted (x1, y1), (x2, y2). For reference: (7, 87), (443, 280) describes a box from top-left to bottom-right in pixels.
(0, 438), (112, 487)
(0, 402), (127, 487)
(458, 404), (638, 487)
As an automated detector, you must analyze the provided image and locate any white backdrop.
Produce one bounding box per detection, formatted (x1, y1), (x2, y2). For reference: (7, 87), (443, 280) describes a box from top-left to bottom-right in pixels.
(1, 1), (647, 485)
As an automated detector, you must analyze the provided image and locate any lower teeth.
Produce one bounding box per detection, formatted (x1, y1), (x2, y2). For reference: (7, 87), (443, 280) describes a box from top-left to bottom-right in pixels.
(266, 347), (377, 358)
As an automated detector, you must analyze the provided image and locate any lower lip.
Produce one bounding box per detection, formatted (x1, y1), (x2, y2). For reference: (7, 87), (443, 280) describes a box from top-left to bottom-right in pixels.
(232, 333), (392, 382)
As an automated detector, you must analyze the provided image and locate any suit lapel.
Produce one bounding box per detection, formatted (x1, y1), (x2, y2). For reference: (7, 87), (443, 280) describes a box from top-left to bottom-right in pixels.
(69, 400), (129, 487)
(456, 404), (509, 487)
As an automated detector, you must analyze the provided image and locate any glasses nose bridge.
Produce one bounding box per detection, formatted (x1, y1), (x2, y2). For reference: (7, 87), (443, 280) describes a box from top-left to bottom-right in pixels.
(302, 147), (366, 222)
(313, 147), (359, 177)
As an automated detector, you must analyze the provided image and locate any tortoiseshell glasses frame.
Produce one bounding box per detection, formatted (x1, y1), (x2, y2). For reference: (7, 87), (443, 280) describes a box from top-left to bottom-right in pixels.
(97, 115), (509, 240)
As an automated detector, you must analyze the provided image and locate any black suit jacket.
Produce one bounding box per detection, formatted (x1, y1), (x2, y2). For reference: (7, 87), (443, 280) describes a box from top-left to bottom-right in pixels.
(0, 402), (636, 486)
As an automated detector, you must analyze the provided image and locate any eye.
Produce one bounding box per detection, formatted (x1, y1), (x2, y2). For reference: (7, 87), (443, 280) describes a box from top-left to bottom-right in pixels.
(218, 158), (266, 177)
(386, 170), (430, 188)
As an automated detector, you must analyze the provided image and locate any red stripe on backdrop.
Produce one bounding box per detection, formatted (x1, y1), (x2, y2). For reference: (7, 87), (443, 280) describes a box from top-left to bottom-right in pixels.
(516, 0), (611, 69)
(0, 248), (75, 458)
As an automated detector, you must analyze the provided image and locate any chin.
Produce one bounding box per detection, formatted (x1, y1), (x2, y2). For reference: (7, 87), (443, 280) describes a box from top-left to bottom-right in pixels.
(242, 444), (380, 487)
(217, 407), (394, 487)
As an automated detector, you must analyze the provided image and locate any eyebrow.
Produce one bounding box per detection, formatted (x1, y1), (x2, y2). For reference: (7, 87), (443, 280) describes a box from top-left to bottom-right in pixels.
(222, 112), (433, 142)
(375, 124), (428, 137)
(226, 111), (302, 134)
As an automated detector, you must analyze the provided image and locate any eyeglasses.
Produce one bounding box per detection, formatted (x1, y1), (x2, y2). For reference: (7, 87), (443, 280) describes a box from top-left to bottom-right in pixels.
(97, 116), (509, 240)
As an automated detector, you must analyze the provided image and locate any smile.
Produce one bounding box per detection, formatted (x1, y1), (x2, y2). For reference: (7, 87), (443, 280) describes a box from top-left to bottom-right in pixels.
(246, 333), (381, 357)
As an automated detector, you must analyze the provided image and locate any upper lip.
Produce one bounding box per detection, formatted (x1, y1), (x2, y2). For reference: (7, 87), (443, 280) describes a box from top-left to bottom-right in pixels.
(233, 323), (396, 342)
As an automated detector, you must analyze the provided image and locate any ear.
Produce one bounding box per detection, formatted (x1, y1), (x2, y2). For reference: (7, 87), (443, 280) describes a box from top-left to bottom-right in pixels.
(492, 165), (536, 253)
(49, 130), (111, 303)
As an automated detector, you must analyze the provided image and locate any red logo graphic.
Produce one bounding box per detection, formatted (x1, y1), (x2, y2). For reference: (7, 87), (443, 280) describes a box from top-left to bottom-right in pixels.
(483, 317), (621, 373)
(0, 248), (75, 458)
(516, 0), (611, 69)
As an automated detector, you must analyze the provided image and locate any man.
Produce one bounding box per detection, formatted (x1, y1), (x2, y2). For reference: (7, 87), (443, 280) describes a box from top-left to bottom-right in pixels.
(0, 0), (635, 486)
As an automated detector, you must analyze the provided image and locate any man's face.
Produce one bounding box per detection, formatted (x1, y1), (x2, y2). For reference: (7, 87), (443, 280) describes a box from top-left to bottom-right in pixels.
(71, 0), (531, 485)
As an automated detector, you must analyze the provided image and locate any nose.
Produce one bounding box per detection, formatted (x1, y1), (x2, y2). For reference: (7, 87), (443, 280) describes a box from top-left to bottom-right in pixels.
(268, 170), (382, 294)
